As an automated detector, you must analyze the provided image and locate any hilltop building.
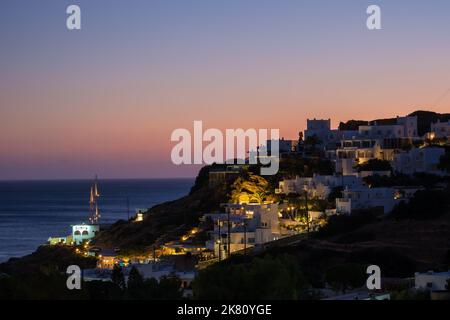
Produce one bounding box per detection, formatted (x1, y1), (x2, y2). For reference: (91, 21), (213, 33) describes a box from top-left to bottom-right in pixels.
(72, 224), (100, 245)
(304, 118), (358, 150)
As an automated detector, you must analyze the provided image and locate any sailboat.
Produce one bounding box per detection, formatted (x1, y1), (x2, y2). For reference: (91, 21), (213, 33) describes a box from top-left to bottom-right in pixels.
(89, 175), (101, 225)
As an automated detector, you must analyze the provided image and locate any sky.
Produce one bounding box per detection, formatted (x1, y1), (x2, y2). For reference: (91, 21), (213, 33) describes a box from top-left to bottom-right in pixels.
(1, 0), (450, 180)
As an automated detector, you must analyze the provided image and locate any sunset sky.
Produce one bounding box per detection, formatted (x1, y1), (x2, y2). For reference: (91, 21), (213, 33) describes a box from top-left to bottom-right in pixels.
(1, 0), (450, 180)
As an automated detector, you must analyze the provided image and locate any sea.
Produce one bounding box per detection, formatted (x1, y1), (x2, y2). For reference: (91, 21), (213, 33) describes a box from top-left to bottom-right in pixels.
(0, 179), (194, 263)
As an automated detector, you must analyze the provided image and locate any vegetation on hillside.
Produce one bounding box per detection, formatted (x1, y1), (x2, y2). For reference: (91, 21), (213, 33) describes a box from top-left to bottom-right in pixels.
(356, 159), (392, 172)
(439, 151), (450, 173)
(0, 245), (96, 276)
(364, 172), (448, 188)
(229, 173), (273, 204)
(193, 254), (314, 300)
(0, 264), (183, 300)
(389, 188), (450, 220)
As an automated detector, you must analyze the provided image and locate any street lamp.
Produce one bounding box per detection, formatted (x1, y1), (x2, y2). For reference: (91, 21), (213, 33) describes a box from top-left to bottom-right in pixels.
(217, 218), (221, 261)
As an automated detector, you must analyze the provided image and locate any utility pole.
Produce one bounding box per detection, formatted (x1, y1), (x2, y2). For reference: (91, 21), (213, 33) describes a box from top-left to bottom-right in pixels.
(218, 219), (221, 261)
(243, 220), (247, 255)
(227, 210), (231, 258)
(304, 190), (310, 237)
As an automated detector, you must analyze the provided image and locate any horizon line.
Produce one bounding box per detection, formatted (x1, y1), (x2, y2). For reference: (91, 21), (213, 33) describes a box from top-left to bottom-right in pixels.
(0, 177), (197, 182)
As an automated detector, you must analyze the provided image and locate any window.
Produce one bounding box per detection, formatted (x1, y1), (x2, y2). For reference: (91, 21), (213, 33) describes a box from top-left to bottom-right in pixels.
(74, 231), (81, 235)
(82, 231), (89, 235)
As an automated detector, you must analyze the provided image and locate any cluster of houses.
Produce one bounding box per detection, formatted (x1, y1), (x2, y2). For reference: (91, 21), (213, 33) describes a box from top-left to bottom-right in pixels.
(275, 115), (448, 215)
(279, 115), (447, 176)
(201, 114), (449, 260)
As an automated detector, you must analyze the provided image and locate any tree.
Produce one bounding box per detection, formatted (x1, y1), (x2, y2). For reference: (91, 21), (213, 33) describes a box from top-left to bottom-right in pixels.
(325, 264), (366, 293)
(356, 159), (392, 172)
(126, 266), (145, 299)
(193, 254), (310, 300)
(438, 152), (450, 173)
(230, 174), (273, 204)
(86, 280), (122, 300)
(111, 264), (126, 291)
(157, 276), (183, 300)
(304, 135), (322, 152)
(389, 189), (450, 220)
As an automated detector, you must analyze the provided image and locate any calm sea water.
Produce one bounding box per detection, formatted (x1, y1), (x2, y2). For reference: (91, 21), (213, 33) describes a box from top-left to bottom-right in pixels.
(0, 179), (194, 262)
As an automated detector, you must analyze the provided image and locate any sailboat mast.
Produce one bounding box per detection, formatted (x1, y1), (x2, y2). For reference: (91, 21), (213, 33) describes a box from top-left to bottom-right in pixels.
(89, 175), (101, 224)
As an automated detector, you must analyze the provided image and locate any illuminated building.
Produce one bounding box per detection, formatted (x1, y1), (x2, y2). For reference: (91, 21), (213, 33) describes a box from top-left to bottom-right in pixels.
(72, 224), (100, 245)
(430, 119), (450, 139)
(204, 203), (281, 259)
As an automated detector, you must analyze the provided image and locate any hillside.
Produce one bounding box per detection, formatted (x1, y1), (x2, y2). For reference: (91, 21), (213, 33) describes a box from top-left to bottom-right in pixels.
(339, 110), (450, 136)
(299, 212), (450, 274)
(93, 180), (229, 251)
(92, 164), (267, 251)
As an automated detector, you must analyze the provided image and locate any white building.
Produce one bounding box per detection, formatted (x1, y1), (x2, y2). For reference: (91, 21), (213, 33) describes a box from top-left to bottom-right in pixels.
(335, 139), (396, 176)
(304, 118), (358, 150)
(337, 139), (395, 162)
(415, 270), (450, 291)
(430, 119), (450, 138)
(336, 187), (398, 214)
(393, 147), (445, 175)
(304, 119), (331, 143)
(397, 116), (419, 138)
(205, 203), (280, 258)
(72, 224), (99, 245)
(358, 124), (405, 139)
(358, 116), (418, 140)
(334, 116), (418, 174)
(276, 174), (363, 199)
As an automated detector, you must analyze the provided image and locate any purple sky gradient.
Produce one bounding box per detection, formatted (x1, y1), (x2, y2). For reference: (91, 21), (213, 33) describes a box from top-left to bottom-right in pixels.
(1, 0), (450, 179)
